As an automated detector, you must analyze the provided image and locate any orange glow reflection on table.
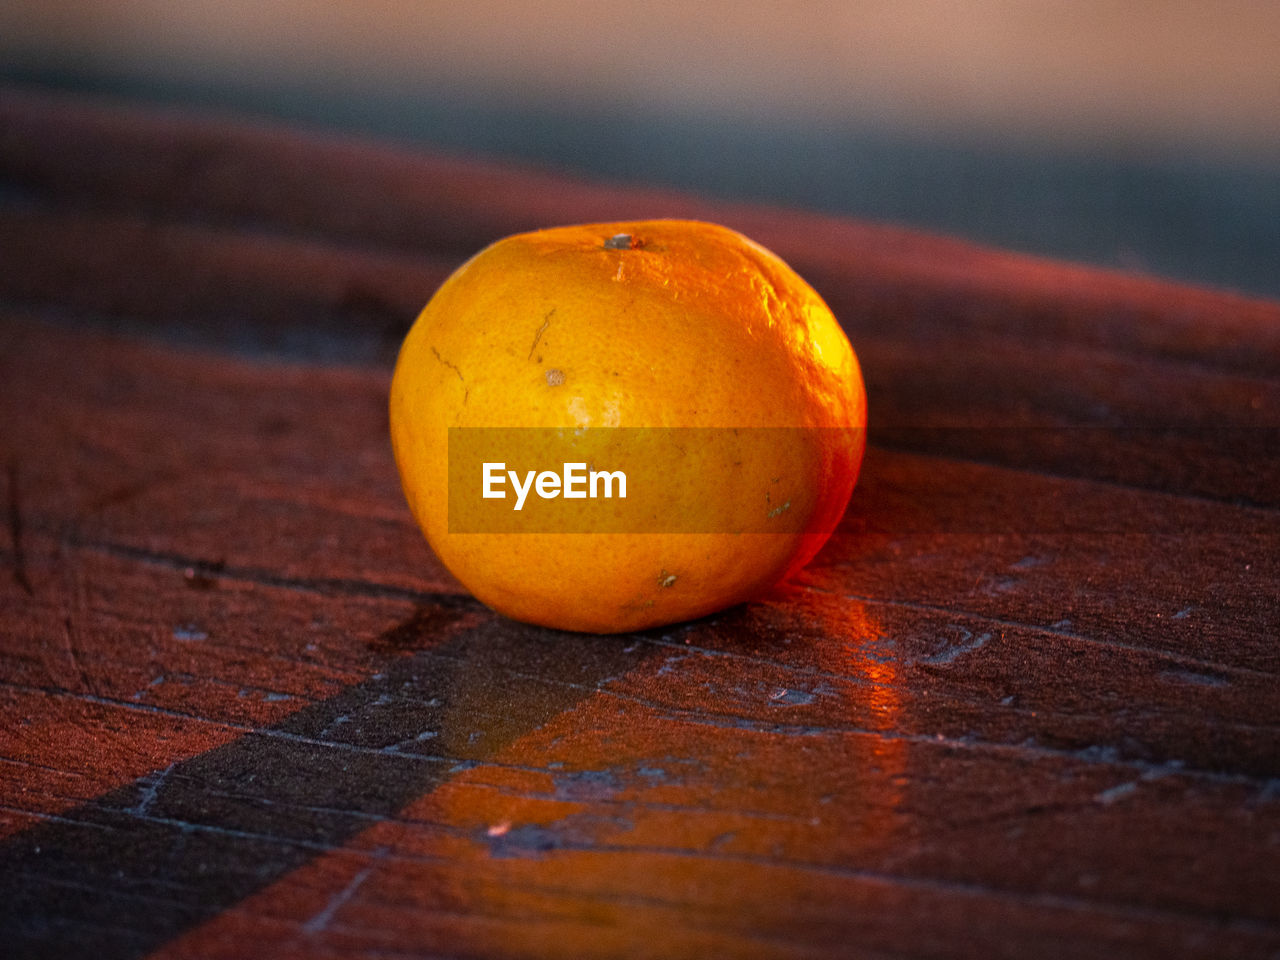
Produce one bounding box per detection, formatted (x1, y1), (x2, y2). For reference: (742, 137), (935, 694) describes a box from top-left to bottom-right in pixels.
(811, 592), (907, 848)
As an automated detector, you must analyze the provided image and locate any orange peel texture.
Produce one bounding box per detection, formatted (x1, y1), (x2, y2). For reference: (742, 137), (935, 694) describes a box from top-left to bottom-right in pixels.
(390, 220), (866, 633)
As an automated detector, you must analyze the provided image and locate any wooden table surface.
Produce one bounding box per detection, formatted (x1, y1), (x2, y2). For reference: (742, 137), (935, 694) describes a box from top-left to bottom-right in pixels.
(1, 87), (1278, 960)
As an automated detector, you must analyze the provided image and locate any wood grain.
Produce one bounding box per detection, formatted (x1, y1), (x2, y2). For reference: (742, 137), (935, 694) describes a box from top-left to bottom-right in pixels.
(1, 86), (1278, 959)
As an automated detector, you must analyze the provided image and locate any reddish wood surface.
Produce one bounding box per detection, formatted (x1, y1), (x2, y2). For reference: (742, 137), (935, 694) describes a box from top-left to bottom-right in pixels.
(1, 87), (1278, 959)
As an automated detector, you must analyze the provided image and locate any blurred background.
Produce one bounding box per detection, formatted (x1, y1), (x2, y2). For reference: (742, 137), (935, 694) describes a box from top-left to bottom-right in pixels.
(3, 0), (1278, 300)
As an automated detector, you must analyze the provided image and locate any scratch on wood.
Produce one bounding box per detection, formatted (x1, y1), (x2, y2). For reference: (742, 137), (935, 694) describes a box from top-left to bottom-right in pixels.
(303, 853), (382, 934)
(0, 754), (87, 779)
(1094, 781), (1138, 805)
(918, 629), (991, 666)
(60, 614), (96, 695)
(57, 533), (99, 696)
(6, 460), (33, 596)
(132, 763), (176, 816)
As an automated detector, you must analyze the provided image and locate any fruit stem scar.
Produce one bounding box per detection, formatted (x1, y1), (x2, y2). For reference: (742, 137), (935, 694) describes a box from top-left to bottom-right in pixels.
(545, 368), (566, 386)
(604, 233), (633, 250)
(528, 308), (554, 360)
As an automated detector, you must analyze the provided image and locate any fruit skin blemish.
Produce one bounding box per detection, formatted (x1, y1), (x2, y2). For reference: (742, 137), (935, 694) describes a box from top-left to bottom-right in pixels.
(390, 220), (866, 633)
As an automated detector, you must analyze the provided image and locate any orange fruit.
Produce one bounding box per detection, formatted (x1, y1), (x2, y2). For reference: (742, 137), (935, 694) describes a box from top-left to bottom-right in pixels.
(390, 219), (865, 633)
